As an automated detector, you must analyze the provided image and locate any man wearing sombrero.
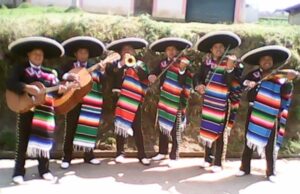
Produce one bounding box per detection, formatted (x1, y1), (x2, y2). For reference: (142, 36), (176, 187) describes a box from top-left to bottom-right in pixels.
(59, 36), (106, 169)
(6, 36), (68, 184)
(106, 37), (151, 165)
(148, 37), (193, 167)
(193, 31), (243, 173)
(236, 45), (298, 182)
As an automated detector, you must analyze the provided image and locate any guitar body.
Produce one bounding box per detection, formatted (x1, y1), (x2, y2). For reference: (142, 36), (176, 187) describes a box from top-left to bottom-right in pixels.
(6, 82), (46, 113)
(54, 68), (93, 115)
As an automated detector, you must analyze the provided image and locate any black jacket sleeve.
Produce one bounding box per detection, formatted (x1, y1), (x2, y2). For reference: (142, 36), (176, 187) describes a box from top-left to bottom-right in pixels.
(150, 64), (162, 76)
(6, 64), (26, 95)
(56, 63), (74, 80)
(193, 63), (210, 88)
(136, 67), (148, 81)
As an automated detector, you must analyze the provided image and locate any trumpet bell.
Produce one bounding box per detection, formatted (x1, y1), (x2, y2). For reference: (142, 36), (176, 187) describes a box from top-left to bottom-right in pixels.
(125, 54), (136, 67)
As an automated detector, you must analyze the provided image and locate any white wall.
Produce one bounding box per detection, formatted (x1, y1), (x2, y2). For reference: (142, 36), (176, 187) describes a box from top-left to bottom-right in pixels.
(29, 0), (73, 7)
(152, 0), (186, 21)
(244, 4), (259, 23)
(289, 12), (300, 25)
(81, 0), (134, 15)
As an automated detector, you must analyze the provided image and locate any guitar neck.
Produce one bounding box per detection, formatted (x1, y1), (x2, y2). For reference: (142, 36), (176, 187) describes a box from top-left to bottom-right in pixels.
(87, 62), (103, 73)
(45, 85), (60, 93)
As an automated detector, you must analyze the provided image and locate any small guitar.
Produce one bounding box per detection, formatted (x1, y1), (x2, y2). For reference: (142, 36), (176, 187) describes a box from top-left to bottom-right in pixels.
(6, 81), (60, 113)
(54, 52), (120, 114)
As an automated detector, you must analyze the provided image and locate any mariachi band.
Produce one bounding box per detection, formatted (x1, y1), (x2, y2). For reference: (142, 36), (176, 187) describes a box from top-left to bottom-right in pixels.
(5, 31), (299, 184)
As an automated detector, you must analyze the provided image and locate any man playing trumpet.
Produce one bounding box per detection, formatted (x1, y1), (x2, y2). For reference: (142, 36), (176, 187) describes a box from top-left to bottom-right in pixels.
(105, 37), (151, 165)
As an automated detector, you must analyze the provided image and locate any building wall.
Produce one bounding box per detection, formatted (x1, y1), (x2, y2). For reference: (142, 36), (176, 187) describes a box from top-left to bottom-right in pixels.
(81, 0), (134, 15)
(234, 0), (245, 23)
(244, 4), (259, 23)
(152, 0), (186, 21)
(29, 0), (72, 7)
(28, 0), (135, 15)
(289, 12), (300, 25)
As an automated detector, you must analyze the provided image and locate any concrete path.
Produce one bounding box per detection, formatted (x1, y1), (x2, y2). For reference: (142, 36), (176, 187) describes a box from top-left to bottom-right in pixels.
(0, 158), (299, 194)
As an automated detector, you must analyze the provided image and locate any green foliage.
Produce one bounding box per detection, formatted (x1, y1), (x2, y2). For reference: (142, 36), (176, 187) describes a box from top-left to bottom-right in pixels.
(17, 2), (32, 9)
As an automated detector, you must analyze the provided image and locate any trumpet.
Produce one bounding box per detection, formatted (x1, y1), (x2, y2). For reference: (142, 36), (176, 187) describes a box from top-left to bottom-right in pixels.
(124, 54), (136, 67)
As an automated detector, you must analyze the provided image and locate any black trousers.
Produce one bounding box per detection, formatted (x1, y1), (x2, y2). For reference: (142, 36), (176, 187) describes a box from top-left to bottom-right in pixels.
(13, 112), (49, 177)
(158, 123), (179, 160)
(240, 107), (277, 177)
(204, 133), (224, 166)
(116, 106), (147, 160)
(62, 104), (95, 163)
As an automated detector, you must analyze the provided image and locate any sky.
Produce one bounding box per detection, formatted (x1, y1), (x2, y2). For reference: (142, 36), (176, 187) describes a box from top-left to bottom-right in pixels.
(246, 0), (299, 12)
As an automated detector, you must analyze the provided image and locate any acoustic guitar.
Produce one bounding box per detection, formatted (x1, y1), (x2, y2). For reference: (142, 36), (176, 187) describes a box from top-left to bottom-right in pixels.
(54, 52), (120, 114)
(6, 81), (60, 113)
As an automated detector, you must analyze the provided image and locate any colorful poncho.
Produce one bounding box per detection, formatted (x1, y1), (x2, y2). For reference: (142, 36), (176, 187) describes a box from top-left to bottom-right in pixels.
(25, 66), (58, 158)
(73, 69), (103, 151)
(246, 76), (293, 155)
(157, 64), (192, 135)
(199, 57), (242, 148)
(114, 61), (148, 137)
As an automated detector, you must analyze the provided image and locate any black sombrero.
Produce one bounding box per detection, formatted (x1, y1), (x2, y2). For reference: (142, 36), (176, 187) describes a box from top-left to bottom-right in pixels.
(241, 45), (291, 66)
(149, 37), (192, 52)
(195, 31), (241, 53)
(106, 37), (148, 52)
(62, 36), (106, 58)
(8, 36), (64, 58)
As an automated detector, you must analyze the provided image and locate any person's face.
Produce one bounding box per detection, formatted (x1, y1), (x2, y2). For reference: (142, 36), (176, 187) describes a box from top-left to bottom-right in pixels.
(210, 43), (225, 58)
(74, 48), (89, 62)
(165, 46), (179, 59)
(27, 49), (44, 66)
(121, 45), (135, 57)
(259, 55), (273, 71)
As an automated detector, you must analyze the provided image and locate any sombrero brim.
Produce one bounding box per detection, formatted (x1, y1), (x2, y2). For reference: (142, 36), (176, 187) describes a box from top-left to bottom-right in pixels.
(195, 31), (241, 53)
(62, 36), (106, 58)
(241, 45), (291, 66)
(150, 37), (192, 52)
(8, 36), (64, 58)
(106, 37), (148, 52)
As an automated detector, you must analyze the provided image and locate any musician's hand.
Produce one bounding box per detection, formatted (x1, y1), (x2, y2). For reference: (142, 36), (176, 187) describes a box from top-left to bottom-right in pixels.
(179, 57), (189, 71)
(226, 55), (237, 71)
(66, 81), (80, 90)
(195, 84), (205, 95)
(58, 84), (68, 94)
(247, 81), (256, 88)
(148, 74), (157, 83)
(287, 70), (298, 81)
(66, 73), (80, 82)
(25, 84), (41, 96)
(98, 62), (106, 72)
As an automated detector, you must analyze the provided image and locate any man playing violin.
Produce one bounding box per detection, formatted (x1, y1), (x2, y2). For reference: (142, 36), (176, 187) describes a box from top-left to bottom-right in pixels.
(236, 45), (298, 182)
(148, 37), (193, 167)
(193, 31), (243, 173)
